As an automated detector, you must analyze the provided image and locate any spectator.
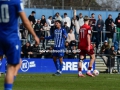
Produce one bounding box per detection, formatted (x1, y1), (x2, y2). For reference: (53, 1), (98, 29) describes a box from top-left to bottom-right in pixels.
(107, 46), (116, 73)
(108, 22), (116, 47)
(31, 42), (42, 58)
(34, 19), (42, 38)
(62, 13), (71, 28)
(68, 45), (77, 59)
(117, 47), (120, 72)
(90, 13), (96, 42)
(99, 40), (110, 67)
(96, 14), (104, 50)
(115, 13), (120, 41)
(43, 23), (51, 37)
(28, 11), (36, 24)
(72, 15), (79, 39)
(21, 42), (32, 58)
(105, 14), (114, 40)
(44, 46), (53, 58)
(64, 41), (70, 59)
(78, 13), (84, 28)
(63, 22), (70, 33)
(19, 23), (26, 39)
(40, 15), (46, 26)
(96, 14), (105, 41)
(47, 16), (54, 27)
(55, 12), (62, 21)
(67, 29), (75, 43)
(47, 16), (54, 36)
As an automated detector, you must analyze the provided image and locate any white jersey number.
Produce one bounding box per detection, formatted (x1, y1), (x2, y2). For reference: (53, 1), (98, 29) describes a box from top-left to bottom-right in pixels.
(80, 29), (85, 38)
(0, 4), (9, 23)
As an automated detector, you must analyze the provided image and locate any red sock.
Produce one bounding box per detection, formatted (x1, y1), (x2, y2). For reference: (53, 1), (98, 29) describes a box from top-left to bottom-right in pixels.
(78, 68), (81, 71)
(88, 67), (92, 70)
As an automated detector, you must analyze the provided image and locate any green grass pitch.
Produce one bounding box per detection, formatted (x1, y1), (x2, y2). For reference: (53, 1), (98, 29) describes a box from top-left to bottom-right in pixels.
(0, 74), (120, 90)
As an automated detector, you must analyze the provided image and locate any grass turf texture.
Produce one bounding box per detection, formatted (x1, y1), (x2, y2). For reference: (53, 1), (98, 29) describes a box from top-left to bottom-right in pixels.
(0, 74), (120, 90)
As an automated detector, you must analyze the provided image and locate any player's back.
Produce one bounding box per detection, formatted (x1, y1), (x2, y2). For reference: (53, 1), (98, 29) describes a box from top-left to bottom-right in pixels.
(79, 24), (91, 49)
(0, 0), (22, 39)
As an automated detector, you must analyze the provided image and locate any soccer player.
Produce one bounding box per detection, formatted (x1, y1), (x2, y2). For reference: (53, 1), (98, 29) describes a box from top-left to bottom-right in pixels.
(0, 0), (40, 90)
(78, 16), (95, 77)
(41, 20), (67, 76)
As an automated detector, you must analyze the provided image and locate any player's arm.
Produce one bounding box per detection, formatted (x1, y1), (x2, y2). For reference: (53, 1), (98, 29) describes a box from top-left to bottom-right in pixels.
(19, 12), (39, 44)
(62, 29), (68, 39)
(16, 1), (39, 44)
(41, 33), (54, 40)
(44, 35), (54, 40)
(87, 28), (91, 51)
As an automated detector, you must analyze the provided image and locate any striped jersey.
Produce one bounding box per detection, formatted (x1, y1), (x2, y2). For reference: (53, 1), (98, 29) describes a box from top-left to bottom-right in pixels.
(45, 28), (67, 49)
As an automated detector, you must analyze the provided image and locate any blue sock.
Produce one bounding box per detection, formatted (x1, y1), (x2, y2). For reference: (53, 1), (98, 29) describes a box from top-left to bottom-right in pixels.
(0, 60), (2, 70)
(59, 63), (63, 73)
(54, 60), (59, 71)
(4, 83), (13, 90)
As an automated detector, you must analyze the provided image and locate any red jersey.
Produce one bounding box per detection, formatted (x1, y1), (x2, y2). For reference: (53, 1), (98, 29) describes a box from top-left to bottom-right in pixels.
(78, 24), (92, 50)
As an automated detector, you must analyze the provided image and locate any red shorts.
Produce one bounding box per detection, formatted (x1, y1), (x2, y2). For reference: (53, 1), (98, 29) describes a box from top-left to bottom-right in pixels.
(79, 49), (94, 56)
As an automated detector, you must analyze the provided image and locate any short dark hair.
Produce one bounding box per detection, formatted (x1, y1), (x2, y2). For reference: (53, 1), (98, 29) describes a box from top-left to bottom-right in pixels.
(55, 20), (62, 24)
(31, 11), (36, 14)
(64, 13), (67, 15)
(91, 13), (95, 15)
(49, 16), (52, 19)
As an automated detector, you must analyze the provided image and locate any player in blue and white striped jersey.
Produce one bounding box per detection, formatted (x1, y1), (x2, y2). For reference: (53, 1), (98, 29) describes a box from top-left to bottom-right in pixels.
(41, 20), (67, 76)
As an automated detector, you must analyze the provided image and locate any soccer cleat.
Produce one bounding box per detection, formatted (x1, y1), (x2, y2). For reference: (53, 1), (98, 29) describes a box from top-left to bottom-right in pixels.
(52, 72), (61, 76)
(86, 72), (95, 77)
(78, 74), (86, 77)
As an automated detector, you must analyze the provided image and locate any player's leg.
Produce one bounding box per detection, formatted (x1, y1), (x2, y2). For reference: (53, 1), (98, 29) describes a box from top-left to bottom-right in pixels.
(52, 55), (60, 76)
(59, 57), (63, 75)
(14, 59), (22, 80)
(86, 50), (95, 77)
(78, 54), (85, 77)
(4, 39), (21, 90)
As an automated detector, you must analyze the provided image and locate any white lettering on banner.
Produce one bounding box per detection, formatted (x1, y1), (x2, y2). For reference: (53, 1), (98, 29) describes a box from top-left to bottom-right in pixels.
(20, 60), (36, 72)
(62, 62), (94, 71)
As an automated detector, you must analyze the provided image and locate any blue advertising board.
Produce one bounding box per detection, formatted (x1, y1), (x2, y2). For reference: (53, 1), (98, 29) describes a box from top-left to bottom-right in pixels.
(0, 58), (95, 74)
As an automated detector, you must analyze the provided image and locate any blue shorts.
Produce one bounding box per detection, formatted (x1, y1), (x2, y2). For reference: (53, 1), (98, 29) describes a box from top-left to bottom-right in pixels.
(0, 38), (21, 65)
(52, 48), (64, 57)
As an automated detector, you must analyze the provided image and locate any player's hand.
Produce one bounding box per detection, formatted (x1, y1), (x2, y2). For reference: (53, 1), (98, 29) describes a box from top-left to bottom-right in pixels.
(88, 45), (90, 52)
(34, 36), (40, 45)
(63, 35), (66, 38)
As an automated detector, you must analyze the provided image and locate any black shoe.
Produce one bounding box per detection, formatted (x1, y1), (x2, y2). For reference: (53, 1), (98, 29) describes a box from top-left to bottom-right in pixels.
(52, 72), (61, 76)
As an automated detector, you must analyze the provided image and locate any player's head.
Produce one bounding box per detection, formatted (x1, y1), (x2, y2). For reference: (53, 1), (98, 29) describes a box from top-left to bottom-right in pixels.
(55, 20), (61, 28)
(84, 16), (89, 22)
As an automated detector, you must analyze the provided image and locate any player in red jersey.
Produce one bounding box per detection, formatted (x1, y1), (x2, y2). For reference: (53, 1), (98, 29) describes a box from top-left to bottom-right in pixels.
(78, 16), (95, 77)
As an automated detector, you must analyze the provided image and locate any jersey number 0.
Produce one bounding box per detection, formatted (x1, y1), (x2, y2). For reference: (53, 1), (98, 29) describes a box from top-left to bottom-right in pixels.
(0, 4), (9, 23)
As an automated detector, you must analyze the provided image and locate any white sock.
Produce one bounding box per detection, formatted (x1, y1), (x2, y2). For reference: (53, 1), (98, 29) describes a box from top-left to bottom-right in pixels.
(78, 71), (82, 75)
(57, 70), (60, 72)
(87, 70), (91, 73)
(59, 71), (62, 74)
